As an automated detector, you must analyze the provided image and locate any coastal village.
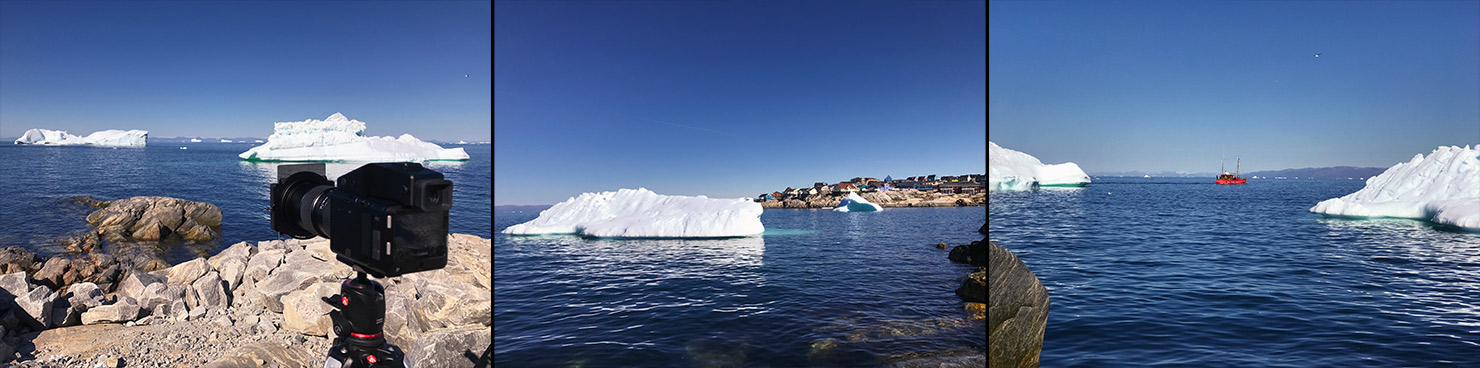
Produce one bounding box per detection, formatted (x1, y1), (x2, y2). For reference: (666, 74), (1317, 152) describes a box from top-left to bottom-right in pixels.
(756, 174), (987, 209)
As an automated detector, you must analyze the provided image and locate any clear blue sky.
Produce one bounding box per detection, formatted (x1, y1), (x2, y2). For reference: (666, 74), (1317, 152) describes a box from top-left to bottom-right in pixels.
(0, 1), (490, 141)
(494, 1), (986, 205)
(990, 1), (1480, 174)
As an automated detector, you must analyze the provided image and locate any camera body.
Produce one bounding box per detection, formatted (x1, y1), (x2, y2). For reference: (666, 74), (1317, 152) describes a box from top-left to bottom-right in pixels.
(271, 163), (452, 278)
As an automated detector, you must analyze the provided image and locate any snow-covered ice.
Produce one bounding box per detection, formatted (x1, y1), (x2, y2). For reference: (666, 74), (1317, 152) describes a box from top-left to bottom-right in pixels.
(239, 113), (469, 162)
(14, 129), (147, 146)
(989, 141), (1091, 191)
(1310, 144), (1480, 230)
(220, 139), (233, 143)
(190, 138), (203, 143)
(501, 188), (765, 237)
(834, 192), (882, 212)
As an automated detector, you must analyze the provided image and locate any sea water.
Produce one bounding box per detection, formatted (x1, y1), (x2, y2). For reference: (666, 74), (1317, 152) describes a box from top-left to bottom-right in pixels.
(990, 177), (1480, 367)
(493, 206), (986, 366)
(0, 142), (490, 263)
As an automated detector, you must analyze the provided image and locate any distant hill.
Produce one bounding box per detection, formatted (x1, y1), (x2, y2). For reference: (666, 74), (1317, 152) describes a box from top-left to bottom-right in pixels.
(1242, 166), (1386, 179)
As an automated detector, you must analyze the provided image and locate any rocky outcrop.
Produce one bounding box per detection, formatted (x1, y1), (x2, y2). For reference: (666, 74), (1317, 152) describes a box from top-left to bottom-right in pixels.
(84, 196), (222, 243)
(757, 189), (986, 209)
(0, 233), (492, 367)
(0, 247), (42, 276)
(948, 239), (987, 267)
(989, 240), (1049, 368)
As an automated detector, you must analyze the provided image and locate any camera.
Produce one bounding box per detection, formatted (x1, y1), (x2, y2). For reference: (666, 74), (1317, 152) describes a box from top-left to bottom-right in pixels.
(270, 162), (452, 278)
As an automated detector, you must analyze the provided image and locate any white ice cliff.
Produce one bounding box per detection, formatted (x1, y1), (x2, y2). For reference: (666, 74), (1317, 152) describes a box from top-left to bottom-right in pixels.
(1310, 144), (1480, 230)
(834, 192), (882, 212)
(14, 129), (148, 146)
(989, 141), (1091, 191)
(238, 113), (469, 162)
(501, 188), (765, 237)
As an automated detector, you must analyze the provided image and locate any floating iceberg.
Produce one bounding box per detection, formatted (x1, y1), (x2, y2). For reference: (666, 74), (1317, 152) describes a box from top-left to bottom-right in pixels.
(834, 192), (882, 212)
(989, 141), (1090, 191)
(190, 138), (203, 142)
(1310, 144), (1480, 230)
(13, 129), (147, 146)
(220, 139), (233, 143)
(501, 188), (764, 237)
(239, 113), (469, 162)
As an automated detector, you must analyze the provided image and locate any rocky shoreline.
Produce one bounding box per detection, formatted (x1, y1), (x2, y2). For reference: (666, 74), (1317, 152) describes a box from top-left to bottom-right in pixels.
(757, 189), (985, 209)
(0, 234), (491, 367)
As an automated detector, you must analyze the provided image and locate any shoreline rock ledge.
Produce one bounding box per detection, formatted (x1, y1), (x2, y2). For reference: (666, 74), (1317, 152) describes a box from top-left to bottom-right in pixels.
(988, 240), (1049, 368)
(0, 234), (490, 367)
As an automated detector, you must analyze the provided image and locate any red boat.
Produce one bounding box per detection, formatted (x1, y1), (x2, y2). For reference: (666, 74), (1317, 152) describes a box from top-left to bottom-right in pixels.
(1217, 157), (1246, 185)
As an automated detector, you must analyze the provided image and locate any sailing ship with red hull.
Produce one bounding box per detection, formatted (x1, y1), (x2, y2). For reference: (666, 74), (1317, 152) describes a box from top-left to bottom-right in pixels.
(1217, 157), (1247, 185)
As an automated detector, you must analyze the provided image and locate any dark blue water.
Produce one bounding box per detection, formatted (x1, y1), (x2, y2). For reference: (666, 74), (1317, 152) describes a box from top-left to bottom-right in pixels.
(493, 207), (986, 367)
(0, 143), (490, 263)
(989, 177), (1480, 367)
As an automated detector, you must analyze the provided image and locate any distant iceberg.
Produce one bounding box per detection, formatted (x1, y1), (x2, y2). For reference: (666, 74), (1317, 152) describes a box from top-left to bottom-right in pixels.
(14, 129), (147, 146)
(989, 141), (1090, 191)
(501, 188), (764, 237)
(190, 138), (203, 143)
(1310, 144), (1479, 230)
(220, 139), (233, 143)
(238, 113), (469, 162)
(834, 192), (882, 212)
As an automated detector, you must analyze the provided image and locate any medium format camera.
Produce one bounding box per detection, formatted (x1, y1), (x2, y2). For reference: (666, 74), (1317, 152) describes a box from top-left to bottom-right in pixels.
(270, 162), (451, 278)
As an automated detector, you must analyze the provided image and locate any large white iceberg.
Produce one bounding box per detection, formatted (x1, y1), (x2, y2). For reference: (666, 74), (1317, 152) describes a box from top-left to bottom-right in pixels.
(501, 188), (765, 237)
(14, 129), (147, 146)
(834, 192), (882, 212)
(989, 141), (1090, 191)
(1310, 144), (1480, 230)
(239, 113), (469, 162)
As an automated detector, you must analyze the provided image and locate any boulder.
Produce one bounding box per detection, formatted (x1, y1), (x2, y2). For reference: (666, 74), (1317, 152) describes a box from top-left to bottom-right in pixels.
(208, 242), (255, 269)
(0, 247), (41, 275)
(188, 271), (230, 310)
(244, 249), (285, 283)
(405, 325), (491, 368)
(407, 270), (491, 328)
(115, 269), (166, 302)
(109, 242), (170, 272)
(0, 272), (29, 307)
(217, 257), (248, 293)
(84, 196), (222, 243)
(281, 282), (338, 336)
(65, 282), (106, 312)
(50, 298), (79, 328)
(979, 222), (987, 235)
(169, 300), (189, 322)
(136, 282), (185, 311)
(82, 299), (142, 325)
(17, 285), (56, 330)
(61, 232), (103, 253)
(166, 257), (212, 287)
(989, 241), (1050, 368)
(956, 267), (985, 303)
(383, 288), (431, 341)
(254, 267), (327, 313)
(947, 238), (987, 267)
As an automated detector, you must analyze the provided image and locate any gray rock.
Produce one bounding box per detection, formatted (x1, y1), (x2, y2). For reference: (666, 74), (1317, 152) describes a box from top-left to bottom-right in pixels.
(137, 282), (186, 311)
(281, 282), (338, 336)
(115, 269), (166, 302)
(17, 285), (55, 330)
(254, 263), (332, 313)
(989, 241), (1050, 368)
(383, 288), (430, 340)
(65, 282), (106, 311)
(408, 271), (491, 328)
(170, 300), (189, 322)
(256, 316), (277, 335)
(244, 249), (285, 283)
(208, 241), (254, 270)
(405, 325), (491, 368)
(217, 257), (248, 293)
(214, 314), (235, 329)
(189, 271), (229, 310)
(0, 247), (41, 276)
(167, 258), (212, 287)
(80, 298), (141, 325)
(188, 304), (208, 321)
(51, 298), (80, 328)
(0, 272), (28, 309)
(85, 196), (222, 243)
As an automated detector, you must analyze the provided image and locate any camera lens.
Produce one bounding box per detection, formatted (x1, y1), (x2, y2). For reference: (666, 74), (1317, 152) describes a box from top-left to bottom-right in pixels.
(271, 170), (335, 239)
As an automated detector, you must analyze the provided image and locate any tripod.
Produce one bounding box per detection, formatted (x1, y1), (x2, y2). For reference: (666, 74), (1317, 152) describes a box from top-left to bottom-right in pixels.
(322, 268), (410, 368)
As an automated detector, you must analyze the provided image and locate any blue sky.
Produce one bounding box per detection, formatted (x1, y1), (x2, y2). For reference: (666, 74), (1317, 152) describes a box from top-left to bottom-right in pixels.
(0, 1), (490, 141)
(494, 1), (986, 205)
(990, 1), (1480, 174)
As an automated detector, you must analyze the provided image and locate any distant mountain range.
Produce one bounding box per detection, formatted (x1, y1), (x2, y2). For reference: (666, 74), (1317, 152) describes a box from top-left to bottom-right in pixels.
(1241, 166), (1386, 179)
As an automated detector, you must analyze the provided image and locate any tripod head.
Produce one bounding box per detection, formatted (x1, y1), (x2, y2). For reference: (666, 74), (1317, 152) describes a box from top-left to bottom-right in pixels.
(323, 268), (409, 368)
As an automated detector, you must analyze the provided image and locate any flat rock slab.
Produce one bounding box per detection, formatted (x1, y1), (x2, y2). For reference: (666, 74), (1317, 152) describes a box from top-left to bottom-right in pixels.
(989, 241), (1049, 368)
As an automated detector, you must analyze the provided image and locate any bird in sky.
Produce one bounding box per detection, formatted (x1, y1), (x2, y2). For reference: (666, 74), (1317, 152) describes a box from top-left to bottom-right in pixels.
(465, 74), (469, 77)
(1315, 53), (1321, 58)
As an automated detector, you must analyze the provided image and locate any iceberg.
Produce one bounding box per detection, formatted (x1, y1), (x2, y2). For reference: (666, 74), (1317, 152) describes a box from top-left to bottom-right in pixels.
(14, 129), (147, 146)
(190, 138), (203, 142)
(989, 141), (1090, 191)
(834, 192), (882, 212)
(238, 113), (470, 162)
(1310, 144), (1480, 230)
(220, 139), (233, 143)
(501, 188), (764, 237)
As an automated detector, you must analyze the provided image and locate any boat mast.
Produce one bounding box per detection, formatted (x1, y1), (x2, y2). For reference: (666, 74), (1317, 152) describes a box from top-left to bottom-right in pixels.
(1236, 156), (1241, 177)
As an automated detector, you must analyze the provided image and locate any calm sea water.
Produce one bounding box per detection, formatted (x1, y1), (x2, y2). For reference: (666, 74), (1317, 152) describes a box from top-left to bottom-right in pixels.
(493, 207), (987, 367)
(989, 177), (1480, 367)
(0, 142), (491, 263)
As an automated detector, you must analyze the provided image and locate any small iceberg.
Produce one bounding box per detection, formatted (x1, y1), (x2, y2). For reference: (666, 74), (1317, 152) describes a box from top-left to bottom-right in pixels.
(220, 139), (233, 143)
(833, 192), (882, 212)
(180, 147), (187, 150)
(14, 129), (148, 146)
(501, 188), (764, 237)
(190, 138), (203, 143)
(456, 140), (468, 144)
(254, 139), (264, 143)
(990, 141), (1090, 191)
(239, 113), (470, 162)
(1310, 144), (1479, 230)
